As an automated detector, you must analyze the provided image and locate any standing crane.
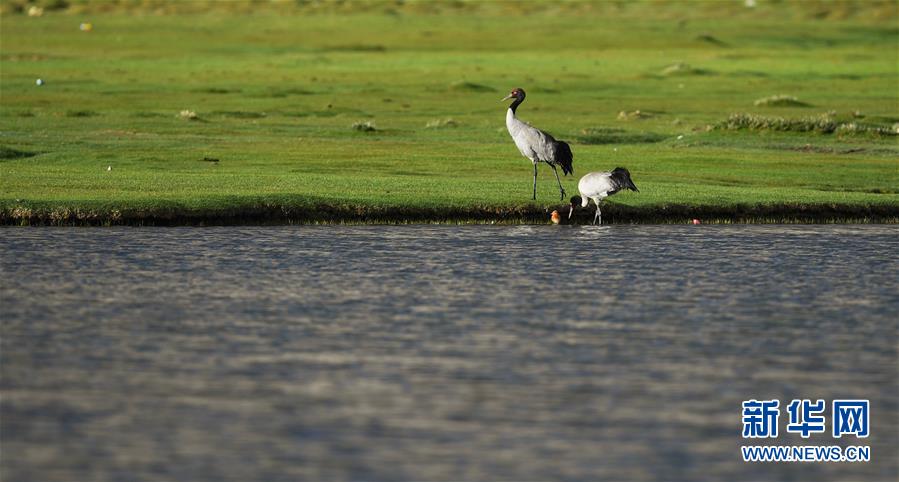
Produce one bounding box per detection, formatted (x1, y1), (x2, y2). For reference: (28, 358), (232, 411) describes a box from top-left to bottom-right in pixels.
(569, 167), (639, 225)
(502, 88), (573, 201)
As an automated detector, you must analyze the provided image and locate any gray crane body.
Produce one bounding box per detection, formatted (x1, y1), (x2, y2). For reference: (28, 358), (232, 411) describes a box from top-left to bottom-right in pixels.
(502, 88), (573, 201)
(506, 109), (556, 165)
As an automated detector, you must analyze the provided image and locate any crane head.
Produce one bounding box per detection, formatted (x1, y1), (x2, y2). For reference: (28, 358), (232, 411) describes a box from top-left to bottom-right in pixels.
(501, 88), (526, 102)
(568, 196), (584, 219)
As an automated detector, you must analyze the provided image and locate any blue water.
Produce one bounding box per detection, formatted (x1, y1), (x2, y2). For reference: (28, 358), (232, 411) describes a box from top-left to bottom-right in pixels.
(2, 225), (897, 481)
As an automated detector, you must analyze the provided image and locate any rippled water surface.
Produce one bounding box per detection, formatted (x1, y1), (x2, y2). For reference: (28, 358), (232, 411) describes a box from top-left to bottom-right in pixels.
(2, 225), (897, 481)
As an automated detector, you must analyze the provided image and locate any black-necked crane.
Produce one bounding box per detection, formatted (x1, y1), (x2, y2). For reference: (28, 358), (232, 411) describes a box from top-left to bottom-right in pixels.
(569, 167), (639, 225)
(502, 88), (573, 201)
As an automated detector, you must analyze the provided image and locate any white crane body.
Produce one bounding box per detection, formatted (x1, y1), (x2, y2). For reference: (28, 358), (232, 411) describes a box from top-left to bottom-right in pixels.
(571, 167), (639, 224)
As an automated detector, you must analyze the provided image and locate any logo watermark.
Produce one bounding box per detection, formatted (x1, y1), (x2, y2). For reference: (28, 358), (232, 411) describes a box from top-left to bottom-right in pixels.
(741, 399), (870, 463)
(741, 445), (870, 462)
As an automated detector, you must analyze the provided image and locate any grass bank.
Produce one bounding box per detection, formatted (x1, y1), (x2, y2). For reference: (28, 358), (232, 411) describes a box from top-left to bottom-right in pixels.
(1, 2), (897, 225)
(3, 201), (897, 226)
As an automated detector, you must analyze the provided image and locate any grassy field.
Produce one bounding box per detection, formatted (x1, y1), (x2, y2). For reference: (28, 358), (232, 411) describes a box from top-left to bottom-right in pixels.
(1, 1), (898, 224)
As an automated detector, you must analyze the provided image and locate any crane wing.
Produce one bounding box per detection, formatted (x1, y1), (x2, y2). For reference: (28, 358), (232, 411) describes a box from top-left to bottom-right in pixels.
(506, 112), (573, 175)
(511, 122), (555, 161)
(523, 125), (574, 176)
(551, 140), (573, 175)
(610, 167), (639, 192)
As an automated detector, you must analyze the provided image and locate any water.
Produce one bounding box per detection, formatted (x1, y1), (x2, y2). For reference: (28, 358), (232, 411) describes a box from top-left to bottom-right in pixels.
(1, 225), (897, 482)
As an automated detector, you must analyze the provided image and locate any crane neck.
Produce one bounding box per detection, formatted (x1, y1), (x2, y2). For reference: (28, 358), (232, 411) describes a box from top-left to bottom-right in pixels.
(508, 97), (523, 114)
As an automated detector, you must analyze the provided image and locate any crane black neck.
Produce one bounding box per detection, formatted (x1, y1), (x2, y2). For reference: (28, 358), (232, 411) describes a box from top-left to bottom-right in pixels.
(508, 97), (524, 114)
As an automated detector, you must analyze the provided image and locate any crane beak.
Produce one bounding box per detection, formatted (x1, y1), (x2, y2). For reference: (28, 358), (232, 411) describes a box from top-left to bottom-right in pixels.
(501, 94), (513, 101)
(568, 203), (575, 219)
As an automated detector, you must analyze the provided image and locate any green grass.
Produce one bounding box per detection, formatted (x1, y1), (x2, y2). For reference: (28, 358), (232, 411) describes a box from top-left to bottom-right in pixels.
(1, 1), (898, 224)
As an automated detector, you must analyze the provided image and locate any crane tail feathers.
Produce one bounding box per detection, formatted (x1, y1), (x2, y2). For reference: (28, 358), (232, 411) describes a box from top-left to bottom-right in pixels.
(553, 141), (574, 176)
(611, 167), (639, 192)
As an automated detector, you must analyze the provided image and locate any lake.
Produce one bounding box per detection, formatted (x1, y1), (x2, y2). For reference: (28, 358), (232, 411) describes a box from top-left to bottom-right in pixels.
(1, 225), (897, 481)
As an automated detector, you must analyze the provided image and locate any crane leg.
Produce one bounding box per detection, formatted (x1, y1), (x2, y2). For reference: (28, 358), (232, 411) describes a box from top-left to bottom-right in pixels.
(594, 204), (602, 225)
(532, 162), (538, 200)
(549, 163), (566, 201)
